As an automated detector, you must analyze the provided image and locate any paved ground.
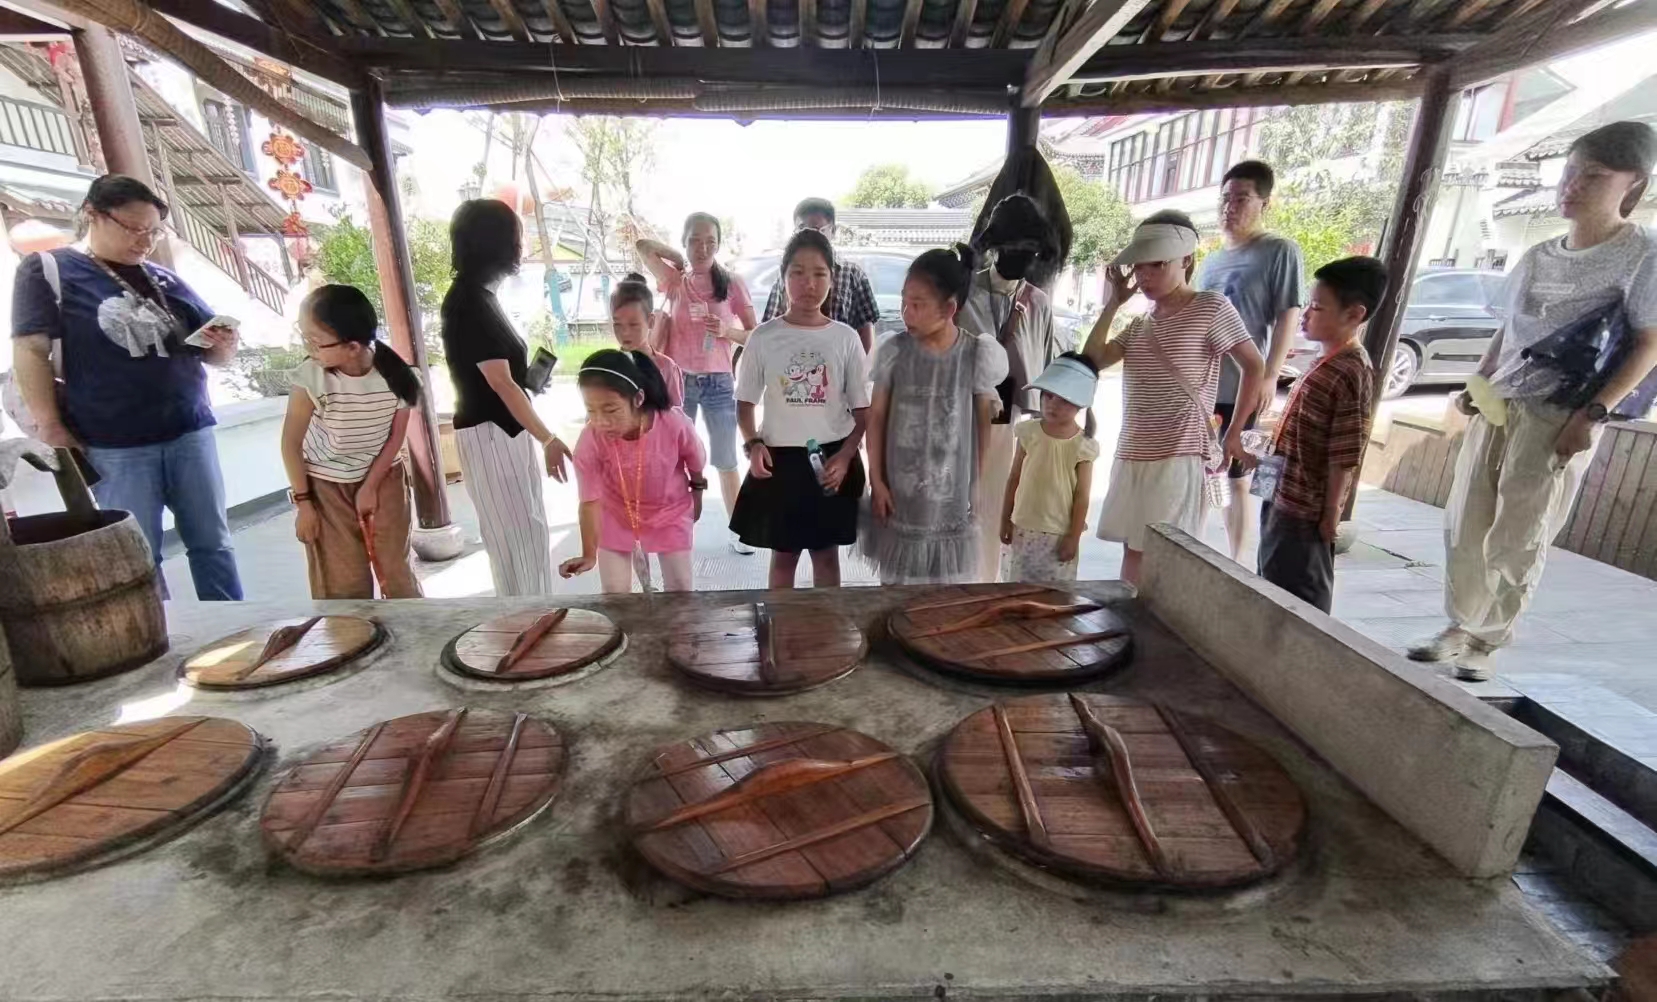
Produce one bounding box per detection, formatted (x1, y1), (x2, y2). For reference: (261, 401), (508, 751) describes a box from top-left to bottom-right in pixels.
(155, 374), (1657, 714)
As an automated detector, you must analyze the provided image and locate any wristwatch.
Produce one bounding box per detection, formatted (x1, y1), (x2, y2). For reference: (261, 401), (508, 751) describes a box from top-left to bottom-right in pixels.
(287, 489), (312, 505)
(742, 437), (765, 457)
(1584, 402), (1611, 423)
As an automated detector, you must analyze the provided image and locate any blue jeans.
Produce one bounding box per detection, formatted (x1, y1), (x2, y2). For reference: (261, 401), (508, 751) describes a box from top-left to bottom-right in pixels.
(681, 372), (739, 472)
(85, 427), (244, 601)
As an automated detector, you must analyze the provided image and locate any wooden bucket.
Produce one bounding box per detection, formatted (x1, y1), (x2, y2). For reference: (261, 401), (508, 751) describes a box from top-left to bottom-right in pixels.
(0, 448), (168, 686)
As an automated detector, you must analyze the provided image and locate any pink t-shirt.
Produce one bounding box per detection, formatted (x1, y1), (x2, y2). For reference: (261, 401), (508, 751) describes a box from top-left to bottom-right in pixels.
(573, 406), (706, 554)
(660, 267), (752, 375)
(653, 350), (684, 408)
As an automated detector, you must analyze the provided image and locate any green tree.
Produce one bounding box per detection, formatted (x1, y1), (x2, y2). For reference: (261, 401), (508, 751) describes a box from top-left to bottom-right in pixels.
(310, 211), (454, 356)
(845, 164), (934, 209)
(1052, 165), (1134, 272)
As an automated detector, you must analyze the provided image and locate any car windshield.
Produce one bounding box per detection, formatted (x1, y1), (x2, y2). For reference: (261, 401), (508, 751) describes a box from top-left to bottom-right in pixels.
(735, 251), (911, 316)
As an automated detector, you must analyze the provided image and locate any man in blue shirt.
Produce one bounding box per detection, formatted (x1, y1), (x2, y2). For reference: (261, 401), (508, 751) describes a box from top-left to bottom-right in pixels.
(1195, 160), (1306, 563)
(9, 175), (244, 600)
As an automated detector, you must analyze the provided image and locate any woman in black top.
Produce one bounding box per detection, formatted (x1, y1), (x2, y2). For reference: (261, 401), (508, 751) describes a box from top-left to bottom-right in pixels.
(440, 199), (572, 596)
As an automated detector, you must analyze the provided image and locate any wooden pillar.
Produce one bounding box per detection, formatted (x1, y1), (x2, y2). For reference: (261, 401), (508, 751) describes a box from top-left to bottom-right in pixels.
(351, 78), (453, 533)
(219, 183), (250, 289)
(1364, 67), (1456, 415)
(1007, 91), (1040, 158)
(72, 24), (170, 268)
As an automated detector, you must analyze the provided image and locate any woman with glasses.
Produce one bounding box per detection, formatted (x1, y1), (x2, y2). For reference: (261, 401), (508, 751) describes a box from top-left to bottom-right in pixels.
(8, 173), (244, 600)
(637, 214), (758, 554)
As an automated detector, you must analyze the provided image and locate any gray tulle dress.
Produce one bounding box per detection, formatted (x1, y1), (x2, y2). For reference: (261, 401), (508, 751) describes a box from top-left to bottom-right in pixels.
(860, 328), (1009, 584)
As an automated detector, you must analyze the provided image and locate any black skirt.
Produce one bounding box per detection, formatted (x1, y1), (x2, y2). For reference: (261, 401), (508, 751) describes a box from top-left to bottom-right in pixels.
(729, 437), (866, 552)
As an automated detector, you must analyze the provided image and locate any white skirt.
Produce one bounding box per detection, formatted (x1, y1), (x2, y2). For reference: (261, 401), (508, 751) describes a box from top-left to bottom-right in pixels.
(1096, 456), (1205, 552)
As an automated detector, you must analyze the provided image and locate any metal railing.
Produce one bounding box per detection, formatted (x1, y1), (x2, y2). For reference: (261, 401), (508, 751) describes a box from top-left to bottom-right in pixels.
(172, 203), (289, 316)
(0, 95), (77, 157)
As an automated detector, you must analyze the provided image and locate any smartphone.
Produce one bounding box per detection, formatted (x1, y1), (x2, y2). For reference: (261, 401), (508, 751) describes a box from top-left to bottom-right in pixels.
(525, 347), (557, 395)
(186, 315), (240, 349)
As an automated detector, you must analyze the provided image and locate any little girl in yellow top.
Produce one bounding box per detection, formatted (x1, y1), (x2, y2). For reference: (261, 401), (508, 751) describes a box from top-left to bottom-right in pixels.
(999, 352), (1100, 582)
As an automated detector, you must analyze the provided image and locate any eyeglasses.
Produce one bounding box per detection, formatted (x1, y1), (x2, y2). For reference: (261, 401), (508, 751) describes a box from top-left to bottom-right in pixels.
(796, 221), (835, 237)
(98, 211), (167, 241)
(1219, 194), (1261, 207)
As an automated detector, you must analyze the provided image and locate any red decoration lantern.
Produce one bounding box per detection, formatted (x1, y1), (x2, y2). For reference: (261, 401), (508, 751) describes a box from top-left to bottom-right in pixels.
(264, 129), (311, 245)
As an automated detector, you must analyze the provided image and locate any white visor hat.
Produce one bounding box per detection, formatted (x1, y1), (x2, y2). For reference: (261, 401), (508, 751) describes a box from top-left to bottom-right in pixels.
(1110, 222), (1199, 267)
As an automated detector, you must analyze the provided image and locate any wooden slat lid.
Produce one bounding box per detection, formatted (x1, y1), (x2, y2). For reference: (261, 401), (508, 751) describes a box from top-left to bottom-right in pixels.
(889, 584), (1133, 684)
(0, 716), (263, 878)
(444, 608), (623, 682)
(260, 708), (565, 876)
(626, 722), (932, 899)
(667, 603), (866, 695)
(181, 615), (383, 690)
(937, 694), (1306, 889)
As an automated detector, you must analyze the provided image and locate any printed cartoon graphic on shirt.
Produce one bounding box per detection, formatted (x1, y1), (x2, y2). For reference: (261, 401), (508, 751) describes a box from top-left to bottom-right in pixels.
(779, 350), (829, 405)
(97, 291), (174, 358)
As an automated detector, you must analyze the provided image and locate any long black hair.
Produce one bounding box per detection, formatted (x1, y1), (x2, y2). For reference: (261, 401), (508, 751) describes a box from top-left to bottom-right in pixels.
(304, 284), (422, 408)
(907, 243), (979, 310)
(782, 228), (835, 273)
(451, 199), (522, 284)
(682, 212), (730, 302)
(80, 173), (168, 240)
(610, 271), (654, 315)
(577, 348), (672, 413)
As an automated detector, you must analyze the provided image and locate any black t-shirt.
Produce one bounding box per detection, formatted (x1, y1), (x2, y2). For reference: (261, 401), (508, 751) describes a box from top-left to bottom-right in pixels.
(440, 279), (528, 437)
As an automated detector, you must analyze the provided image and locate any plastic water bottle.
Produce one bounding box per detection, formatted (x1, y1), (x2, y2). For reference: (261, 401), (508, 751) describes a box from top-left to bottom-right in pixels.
(806, 439), (835, 495)
(1204, 415), (1231, 510)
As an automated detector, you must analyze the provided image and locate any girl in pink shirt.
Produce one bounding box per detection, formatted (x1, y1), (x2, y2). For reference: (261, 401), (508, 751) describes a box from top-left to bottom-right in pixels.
(610, 272), (683, 407)
(560, 349), (707, 592)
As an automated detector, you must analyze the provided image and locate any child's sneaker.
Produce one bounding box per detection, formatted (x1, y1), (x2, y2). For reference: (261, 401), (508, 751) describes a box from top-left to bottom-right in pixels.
(1407, 627), (1471, 663)
(1453, 643), (1497, 682)
(729, 531), (756, 555)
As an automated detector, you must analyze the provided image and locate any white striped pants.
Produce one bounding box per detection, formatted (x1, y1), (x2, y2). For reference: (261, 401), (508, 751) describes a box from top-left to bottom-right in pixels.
(455, 421), (554, 596)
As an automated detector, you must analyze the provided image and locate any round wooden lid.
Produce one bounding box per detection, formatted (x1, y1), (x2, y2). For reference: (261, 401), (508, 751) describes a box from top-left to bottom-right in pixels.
(626, 722), (932, 899)
(667, 602), (866, 695)
(0, 716), (263, 878)
(889, 585), (1132, 684)
(181, 615), (383, 690)
(937, 694), (1306, 889)
(443, 608), (623, 682)
(261, 708), (565, 876)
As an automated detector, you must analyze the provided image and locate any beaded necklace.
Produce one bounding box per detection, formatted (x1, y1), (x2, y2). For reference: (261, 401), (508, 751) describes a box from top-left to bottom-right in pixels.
(606, 414), (649, 538)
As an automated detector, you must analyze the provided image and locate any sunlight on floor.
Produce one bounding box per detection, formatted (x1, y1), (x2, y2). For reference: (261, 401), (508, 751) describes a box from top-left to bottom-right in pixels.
(418, 529), (573, 597)
(114, 684), (196, 725)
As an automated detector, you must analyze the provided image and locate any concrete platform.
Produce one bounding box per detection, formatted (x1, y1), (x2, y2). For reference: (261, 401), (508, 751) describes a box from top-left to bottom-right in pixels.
(1, 572), (1608, 1000)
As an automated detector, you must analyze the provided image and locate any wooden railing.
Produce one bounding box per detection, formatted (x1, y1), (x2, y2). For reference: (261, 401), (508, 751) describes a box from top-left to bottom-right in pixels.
(1361, 403), (1657, 581)
(0, 95), (77, 157)
(172, 203), (288, 316)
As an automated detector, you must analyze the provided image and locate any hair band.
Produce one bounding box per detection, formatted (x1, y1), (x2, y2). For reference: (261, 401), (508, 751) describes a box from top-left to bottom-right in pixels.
(579, 366), (639, 390)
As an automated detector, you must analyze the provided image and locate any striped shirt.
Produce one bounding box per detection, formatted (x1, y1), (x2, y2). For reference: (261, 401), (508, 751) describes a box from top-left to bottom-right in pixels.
(1115, 291), (1249, 462)
(761, 259), (881, 332)
(292, 355), (414, 483)
(1272, 343), (1374, 521)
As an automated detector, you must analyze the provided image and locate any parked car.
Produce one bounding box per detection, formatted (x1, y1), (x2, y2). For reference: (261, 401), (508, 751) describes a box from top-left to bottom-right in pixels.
(1284, 267), (1506, 399)
(736, 248), (1088, 348)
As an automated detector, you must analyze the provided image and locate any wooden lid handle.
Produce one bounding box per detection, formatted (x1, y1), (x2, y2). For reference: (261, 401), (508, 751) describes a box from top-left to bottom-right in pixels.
(496, 609), (569, 674)
(0, 718), (202, 835)
(1070, 694), (1171, 878)
(373, 708), (468, 862)
(640, 752), (899, 833)
(909, 598), (1103, 639)
(230, 616), (323, 681)
(753, 602), (775, 683)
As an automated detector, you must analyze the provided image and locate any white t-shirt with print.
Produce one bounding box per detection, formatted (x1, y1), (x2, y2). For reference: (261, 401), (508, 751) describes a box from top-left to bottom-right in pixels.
(736, 318), (870, 447)
(1489, 224), (1657, 399)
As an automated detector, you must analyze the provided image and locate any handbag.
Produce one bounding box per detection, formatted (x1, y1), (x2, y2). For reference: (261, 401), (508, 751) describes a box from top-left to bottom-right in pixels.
(2, 251), (66, 440)
(990, 283), (1035, 424)
(1522, 298), (1657, 420)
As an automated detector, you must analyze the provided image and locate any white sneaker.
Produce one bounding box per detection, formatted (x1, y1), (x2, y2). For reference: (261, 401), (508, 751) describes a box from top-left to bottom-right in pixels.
(1453, 643), (1496, 682)
(729, 532), (756, 555)
(1407, 627), (1471, 663)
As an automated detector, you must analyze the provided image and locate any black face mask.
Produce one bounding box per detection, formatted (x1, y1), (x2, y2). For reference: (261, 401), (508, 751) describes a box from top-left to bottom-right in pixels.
(994, 249), (1036, 281)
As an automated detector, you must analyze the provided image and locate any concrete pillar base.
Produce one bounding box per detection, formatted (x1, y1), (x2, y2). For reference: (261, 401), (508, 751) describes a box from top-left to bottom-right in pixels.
(412, 523), (466, 563)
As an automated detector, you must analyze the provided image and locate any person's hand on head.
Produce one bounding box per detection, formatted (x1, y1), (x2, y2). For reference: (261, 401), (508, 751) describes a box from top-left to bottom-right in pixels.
(1105, 265), (1138, 308)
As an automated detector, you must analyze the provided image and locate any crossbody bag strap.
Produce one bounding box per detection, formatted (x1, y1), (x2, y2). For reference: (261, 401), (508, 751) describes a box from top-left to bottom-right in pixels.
(1138, 316), (1220, 462)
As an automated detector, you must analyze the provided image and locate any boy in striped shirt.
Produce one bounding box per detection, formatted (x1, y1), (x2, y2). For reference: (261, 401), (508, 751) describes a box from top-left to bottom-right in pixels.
(1252, 257), (1384, 613)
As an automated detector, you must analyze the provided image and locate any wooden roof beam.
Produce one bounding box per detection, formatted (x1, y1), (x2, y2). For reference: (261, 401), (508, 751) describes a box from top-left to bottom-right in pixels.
(991, 0), (1033, 46)
(753, 0), (771, 45)
(899, 0), (923, 45)
(696, 0), (719, 45)
(1452, 0), (1657, 87)
(132, 0), (362, 85)
(1189, 0), (1237, 38)
(1234, 0), (1293, 38)
(948, 0), (979, 46)
(1023, 0), (1157, 104)
(384, 0), (439, 36)
(483, 0), (533, 39)
(1442, 0), (1506, 29)
(539, 0), (579, 42)
(800, 0), (816, 44)
(645, 0), (672, 43)
(1045, 75), (1424, 113)
(593, 0), (620, 43)
(1296, 0), (1343, 34)
(1139, 0), (1194, 42)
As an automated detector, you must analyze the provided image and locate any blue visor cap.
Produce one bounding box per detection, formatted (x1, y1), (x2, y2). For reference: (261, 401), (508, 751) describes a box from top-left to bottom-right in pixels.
(1027, 355), (1098, 408)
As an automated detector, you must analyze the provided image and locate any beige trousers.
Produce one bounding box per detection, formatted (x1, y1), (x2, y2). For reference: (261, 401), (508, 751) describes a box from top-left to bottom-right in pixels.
(974, 421), (1018, 583)
(1443, 399), (1600, 648)
(305, 463), (422, 600)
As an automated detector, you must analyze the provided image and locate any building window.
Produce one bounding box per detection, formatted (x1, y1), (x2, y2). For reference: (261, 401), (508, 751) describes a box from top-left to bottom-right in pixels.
(1453, 84), (1505, 142)
(202, 99), (254, 174)
(1107, 107), (1265, 204)
(1507, 69), (1573, 130)
(302, 144), (337, 193)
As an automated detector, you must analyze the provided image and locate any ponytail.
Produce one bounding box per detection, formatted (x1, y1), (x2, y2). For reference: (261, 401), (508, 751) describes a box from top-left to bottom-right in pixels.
(907, 243), (978, 310)
(303, 284), (422, 408)
(683, 211), (730, 302)
(578, 347), (671, 413)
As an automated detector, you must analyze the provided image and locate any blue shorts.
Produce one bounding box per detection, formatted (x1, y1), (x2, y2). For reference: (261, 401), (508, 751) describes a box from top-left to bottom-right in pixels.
(681, 371), (739, 472)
